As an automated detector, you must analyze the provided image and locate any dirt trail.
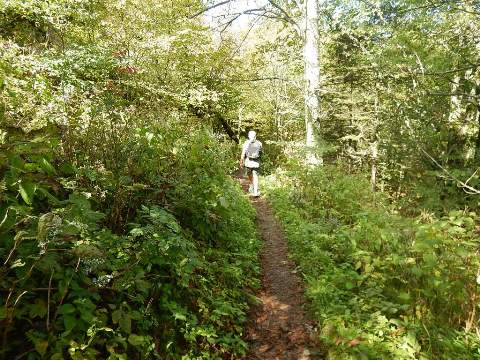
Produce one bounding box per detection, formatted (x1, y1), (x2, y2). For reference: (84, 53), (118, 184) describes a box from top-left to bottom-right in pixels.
(239, 179), (322, 360)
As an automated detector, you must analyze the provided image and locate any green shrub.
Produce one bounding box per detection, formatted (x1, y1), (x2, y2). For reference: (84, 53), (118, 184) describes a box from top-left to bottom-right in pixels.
(1, 124), (259, 360)
(264, 164), (480, 359)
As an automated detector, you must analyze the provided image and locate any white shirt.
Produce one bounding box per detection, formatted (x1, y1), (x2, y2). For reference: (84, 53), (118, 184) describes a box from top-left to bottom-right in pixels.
(241, 139), (262, 168)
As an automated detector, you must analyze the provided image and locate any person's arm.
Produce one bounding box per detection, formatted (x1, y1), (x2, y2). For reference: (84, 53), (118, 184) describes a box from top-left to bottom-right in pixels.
(240, 141), (248, 168)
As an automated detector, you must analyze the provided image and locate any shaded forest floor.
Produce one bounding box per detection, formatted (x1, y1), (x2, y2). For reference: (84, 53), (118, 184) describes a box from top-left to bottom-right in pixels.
(237, 177), (324, 359)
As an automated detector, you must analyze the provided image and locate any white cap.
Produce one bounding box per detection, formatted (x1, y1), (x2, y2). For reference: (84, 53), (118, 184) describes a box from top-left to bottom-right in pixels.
(248, 130), (256, 141)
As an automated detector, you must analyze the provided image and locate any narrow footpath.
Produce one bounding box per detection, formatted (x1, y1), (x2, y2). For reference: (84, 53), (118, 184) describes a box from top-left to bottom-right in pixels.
(239, 179), (323, 360)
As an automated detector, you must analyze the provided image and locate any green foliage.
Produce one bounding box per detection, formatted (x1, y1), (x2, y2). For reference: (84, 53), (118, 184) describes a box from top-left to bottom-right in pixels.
(265, 164), (480, 359)
(0, 0), (260, 358)
(1, 129), (259, 359)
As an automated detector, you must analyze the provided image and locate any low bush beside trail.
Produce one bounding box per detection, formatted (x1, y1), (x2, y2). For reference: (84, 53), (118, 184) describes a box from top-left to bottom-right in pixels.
(1, 129), (260, 360)
(265, 163), (480, 359)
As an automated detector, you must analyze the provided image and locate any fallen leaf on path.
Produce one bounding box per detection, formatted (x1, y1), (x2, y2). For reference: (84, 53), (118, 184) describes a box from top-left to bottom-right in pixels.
(348, 338), (362, 347)
(259, 344), (271, 353)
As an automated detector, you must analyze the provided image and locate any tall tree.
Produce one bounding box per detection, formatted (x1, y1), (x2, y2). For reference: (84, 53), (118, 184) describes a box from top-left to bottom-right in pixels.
(303, 0), (320, 161)
(198, 0), (322, 160)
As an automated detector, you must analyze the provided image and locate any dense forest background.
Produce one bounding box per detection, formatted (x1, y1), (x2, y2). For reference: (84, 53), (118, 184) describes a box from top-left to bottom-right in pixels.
(1, 0), (480, 359)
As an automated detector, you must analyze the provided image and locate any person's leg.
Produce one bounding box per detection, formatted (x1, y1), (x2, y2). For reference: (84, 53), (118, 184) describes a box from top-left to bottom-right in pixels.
(247, 168), (253, 193)
(252, 169), (259, 196)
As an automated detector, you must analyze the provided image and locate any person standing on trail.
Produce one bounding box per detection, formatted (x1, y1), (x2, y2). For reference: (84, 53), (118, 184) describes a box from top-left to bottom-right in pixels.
(240, 130), (262, 197)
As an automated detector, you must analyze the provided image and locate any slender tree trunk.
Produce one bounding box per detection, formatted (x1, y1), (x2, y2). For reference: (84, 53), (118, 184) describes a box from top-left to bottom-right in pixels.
(303, 0), (320, 163)
(474, 85), (480, 165)
(448, 74), (462, 124)
(237, 105), (243, 140)
(371, 96), (379, 192)
(274, 79), (280, 141)
(445, 74), (462, 164)
(472, 31), (480, 165)
(371, 141), (378, 191)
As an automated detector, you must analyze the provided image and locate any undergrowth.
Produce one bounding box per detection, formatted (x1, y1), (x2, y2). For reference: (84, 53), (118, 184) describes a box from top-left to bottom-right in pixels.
(264, 162), (480, 359)
(1, 129), (260, 360)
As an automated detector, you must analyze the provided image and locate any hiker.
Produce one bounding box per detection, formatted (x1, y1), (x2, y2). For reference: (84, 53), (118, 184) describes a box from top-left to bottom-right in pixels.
(240, 130), (262, 197)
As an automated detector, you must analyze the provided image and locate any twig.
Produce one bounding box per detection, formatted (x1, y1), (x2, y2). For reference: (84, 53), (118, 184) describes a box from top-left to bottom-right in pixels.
(214, 7), (266, 34)
(0, 288), (58, 292)
(422, 64), (480, 76)
(3, 231), (22, 266)
(228, 76), (293, 82)
(13, 291), (28, 307)
(267, 0), (302, 36)
(190, 0), (232, 19)
(2, 289), (28, 356)
(52, 257), (81, 323)
(13, 348), (35, 360)
(420, 149), (480, 195)
(0, 208), (8, 229)
(267, 0), (297, 25)
(465, 168), (480, 186)
(47, 269), (54, 331)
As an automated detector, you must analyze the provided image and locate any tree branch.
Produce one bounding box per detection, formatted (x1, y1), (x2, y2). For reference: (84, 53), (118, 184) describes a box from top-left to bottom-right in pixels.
(421, 148), (480, 195)
(218, 13), (243, 33)
(422, 64), (480, 76)
(190, 0), (232, 19)
(426, 92), (479, 99)
(450, 7), (480, 16)
(267, 0), (295, 24)
(190, 105), (238, 142)
(266, 0), (302, 35)
(228, 76), (295, 82)
(213, 7), (267, 33)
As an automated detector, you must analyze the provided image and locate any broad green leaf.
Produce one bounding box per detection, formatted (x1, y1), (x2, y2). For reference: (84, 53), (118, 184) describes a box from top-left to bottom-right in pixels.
(63, 315), (77, 331)
(398, 292), (411, 302)
(39, 157), (56, 175)
(112, 309), (122, 324)
(119, 315), (132, 334)
(128, 334), (145, 346)
(19, 182), (35, 205)
(59, 303), (76, 315)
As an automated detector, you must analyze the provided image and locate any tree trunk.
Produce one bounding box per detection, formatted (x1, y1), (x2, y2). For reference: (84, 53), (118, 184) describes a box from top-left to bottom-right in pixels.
(446, 73), (467, 165)
(190, 105), (239, 143)
(371, 141), (378, 191)
(473, 29), (480, 165)
(371, 97), (379, 192)
(474, 85), (480, 165)
(303, 0), (320, 163)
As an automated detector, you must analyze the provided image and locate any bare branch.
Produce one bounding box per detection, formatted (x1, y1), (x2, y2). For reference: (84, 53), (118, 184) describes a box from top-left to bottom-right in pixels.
(219, 13), (243, 33)
(465, 168), (480, 186)
(422, 64), (480, 76)
(421, 149), (480, 195)
(228, 76), (295, 82)
(426, 92), (479, 99)
(46, 269), (53, 331)
(267, 0), (302, 35)
(190, 0), (232, 19)
(402, 111), (480, 195)
(212, 7), (267, 33)
(267, 0), (295, 23)
(395, 1), (446, 16)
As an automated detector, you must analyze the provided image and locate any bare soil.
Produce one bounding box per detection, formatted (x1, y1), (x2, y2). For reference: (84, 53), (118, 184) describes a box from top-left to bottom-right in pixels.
(238, 178), (324, 360)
